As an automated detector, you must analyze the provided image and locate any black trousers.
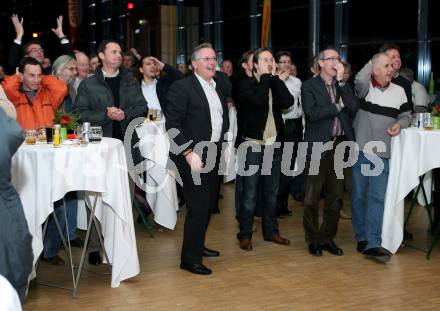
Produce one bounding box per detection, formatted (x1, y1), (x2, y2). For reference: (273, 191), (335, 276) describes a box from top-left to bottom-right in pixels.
(277, 117), (303, 213)
(179, 143), (221, 264)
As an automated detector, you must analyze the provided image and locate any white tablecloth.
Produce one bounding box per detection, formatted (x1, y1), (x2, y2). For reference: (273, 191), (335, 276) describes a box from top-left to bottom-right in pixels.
(11, 138), (140, 288)
(223, 107), (238, 183)
(382, 128), (440, 253)
(136, 120), (179, 229)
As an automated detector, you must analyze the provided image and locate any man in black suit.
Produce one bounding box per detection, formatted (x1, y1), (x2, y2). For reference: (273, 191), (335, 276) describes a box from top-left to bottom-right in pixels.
(165, 43), (229, 275)
(301, 48), (359, 257)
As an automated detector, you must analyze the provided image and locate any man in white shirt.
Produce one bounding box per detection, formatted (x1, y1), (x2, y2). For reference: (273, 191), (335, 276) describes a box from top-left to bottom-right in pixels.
(139, 55), (184, 112)
(275, 51), (304, 216)
(165, 43), (229, 275)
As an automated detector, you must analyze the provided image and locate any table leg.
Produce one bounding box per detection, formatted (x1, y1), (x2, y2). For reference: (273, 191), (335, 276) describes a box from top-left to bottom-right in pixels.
(73, 193), (111, 298)
(403, 173), (440, 259)
(36, 198), (76, 292)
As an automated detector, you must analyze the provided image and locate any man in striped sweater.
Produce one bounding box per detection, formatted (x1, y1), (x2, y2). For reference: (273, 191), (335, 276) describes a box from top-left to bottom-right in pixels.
(352, 53), (411, 263)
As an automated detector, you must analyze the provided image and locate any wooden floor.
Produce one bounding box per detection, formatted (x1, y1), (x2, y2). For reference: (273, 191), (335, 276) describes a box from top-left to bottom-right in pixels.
(25, 183), (440, 310)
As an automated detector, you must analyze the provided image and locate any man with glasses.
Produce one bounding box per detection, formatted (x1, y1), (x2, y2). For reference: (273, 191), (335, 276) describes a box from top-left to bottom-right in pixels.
(165, 43), (229, 275)
(301, 48), (359, 257)
(7, 15), (73, 75)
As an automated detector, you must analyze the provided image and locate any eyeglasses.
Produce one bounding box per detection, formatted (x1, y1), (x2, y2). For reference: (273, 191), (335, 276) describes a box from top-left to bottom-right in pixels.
(278, 61), (292, 64)
(321, 57), (341, 62)
(197, 57), (217, 62)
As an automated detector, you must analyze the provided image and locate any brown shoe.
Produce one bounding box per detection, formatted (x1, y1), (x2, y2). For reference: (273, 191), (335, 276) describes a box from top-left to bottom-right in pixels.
(265, 234), (290, 245)
(42, 255), (65, 265)
(239, 239), (253, 251)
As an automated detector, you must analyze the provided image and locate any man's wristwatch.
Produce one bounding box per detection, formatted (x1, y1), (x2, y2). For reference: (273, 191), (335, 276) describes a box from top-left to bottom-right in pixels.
(59, 36), (69, 44)
(337, 79), (346, 87)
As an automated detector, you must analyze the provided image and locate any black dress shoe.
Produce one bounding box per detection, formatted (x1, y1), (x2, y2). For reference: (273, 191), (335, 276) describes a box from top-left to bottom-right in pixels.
(321, 241), (344, 256)
(88, 251), (102, 265)
(293, 193), (304, 202)
(212, 207), (220, 214)
(363, 247), (391, 263)
(180, 262), (212, 275)
(202, 247), (220, 257)
(308, 243), (322, 256)
(357, 241), (368, 253)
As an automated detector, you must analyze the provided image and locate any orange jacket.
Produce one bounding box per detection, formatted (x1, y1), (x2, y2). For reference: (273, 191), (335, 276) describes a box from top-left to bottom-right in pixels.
(2, 74), (68, 130)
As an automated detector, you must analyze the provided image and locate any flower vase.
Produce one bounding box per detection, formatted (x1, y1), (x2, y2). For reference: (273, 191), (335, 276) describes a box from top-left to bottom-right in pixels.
(432, 116), (440, 129)
(60, 127), (68, 141)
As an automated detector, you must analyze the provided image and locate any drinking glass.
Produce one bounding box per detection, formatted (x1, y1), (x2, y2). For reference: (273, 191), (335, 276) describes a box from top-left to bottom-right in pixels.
(423, 113), (434, 130)
(25, 129), (37, 145)
(74, 126), (87, 147)
(37, 128), (47, 143)
(45, 126), (53, 143)
(89, 126), (103, 143)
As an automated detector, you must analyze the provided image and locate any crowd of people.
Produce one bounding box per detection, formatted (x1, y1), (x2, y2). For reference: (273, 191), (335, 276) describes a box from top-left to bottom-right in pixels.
(1, 13), (440, 305)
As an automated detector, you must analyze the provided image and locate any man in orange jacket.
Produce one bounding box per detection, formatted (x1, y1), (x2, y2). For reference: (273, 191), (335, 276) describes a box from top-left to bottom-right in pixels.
(2, 57), (67, 130)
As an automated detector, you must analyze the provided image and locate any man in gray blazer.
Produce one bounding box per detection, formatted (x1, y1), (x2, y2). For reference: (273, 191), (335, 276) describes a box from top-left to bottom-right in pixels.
(301, 48), (359, 257)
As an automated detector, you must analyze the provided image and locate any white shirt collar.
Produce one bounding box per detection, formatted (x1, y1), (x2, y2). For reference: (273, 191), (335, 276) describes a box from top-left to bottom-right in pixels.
(194, 72), (216, 89)
(102, 68), (120, 78)
(142, 79), (158, 88)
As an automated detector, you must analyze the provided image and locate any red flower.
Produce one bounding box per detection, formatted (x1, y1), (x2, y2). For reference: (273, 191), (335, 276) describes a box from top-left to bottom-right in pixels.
(60, 115), (71, 125)
(435, 106), (440, 113)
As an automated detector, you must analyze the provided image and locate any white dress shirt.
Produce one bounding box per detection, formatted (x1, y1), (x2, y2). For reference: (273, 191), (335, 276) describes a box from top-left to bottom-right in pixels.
(194, 73), (223, 142)
(282, 75), (303, 120)
(141, 79), (161, 110)
(412, 80), (430, 108)
(73, 77), (83, 91)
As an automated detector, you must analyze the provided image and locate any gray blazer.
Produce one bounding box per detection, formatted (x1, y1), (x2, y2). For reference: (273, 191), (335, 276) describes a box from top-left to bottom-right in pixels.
(301, 75), (359, 158)
(0, 109), (33, 304)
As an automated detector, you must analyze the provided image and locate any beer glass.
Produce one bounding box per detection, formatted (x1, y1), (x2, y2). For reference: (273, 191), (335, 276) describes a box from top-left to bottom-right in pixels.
(89, 126), (103, 143)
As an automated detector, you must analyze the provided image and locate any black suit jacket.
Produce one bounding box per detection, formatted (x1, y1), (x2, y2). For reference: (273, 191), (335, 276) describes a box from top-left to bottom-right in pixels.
(239, 74), (294, 142)
(165, 74), (230, 162)
(302, 76), (359, 157)
(155, 64), (185, 112)
(214, 70), (232, 98)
